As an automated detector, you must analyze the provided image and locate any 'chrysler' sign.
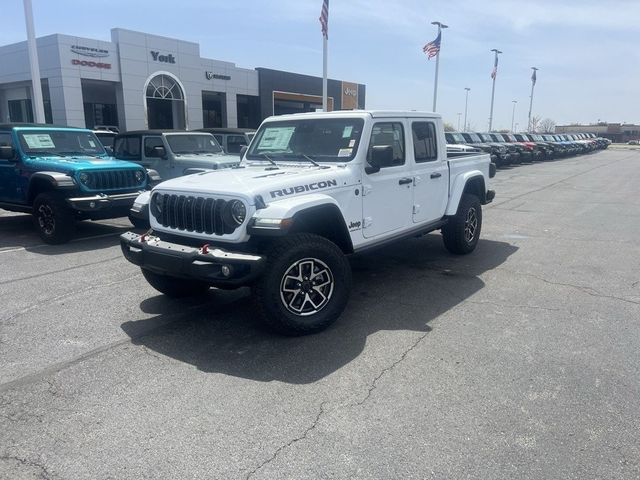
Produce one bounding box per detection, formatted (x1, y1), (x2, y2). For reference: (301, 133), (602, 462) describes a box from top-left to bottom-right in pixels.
(71, 45), (109, 58)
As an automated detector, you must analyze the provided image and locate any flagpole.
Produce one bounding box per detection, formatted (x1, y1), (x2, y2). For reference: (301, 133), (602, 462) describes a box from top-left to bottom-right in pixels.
(430, 21), (448, 112)
(23, 0), (45, 123)
(527, 67), (538, 133)
(463, 87), (470, 131)
(322, 35), (328, 111)
(488, 48), (502, 131)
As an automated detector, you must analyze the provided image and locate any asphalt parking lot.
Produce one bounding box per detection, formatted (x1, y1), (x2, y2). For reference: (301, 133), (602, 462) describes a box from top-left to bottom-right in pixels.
(1, 149), (639, 479)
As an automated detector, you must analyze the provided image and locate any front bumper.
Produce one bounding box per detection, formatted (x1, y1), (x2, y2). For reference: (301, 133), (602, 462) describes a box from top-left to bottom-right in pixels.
(66, 191), (144, 212)
(120, 231), (265, 288)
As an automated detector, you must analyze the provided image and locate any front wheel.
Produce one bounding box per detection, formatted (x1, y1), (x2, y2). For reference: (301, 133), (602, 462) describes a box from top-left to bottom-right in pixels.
(141, 269), (210, 298)
(254, 233), (352, 336)
(32, 192), (76, 244)
(442, 193), (482, 255)
(128, 214), (149, 230)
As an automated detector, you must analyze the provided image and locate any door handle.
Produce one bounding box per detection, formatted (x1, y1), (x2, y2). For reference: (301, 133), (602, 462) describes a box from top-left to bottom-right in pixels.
(398, 178), (413, 185)
(430, 172), (442, 179)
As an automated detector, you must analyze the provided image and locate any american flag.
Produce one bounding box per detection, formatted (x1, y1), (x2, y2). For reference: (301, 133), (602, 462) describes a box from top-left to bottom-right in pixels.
(490, 55), (499, 79)
(319, 0), (329, 39)
(422, 31), (441, 60)
(531, 69), (537, 85)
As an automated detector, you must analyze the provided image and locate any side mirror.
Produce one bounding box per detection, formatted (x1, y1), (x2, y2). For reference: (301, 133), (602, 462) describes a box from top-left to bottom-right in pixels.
(151, 146), (167, 158)
(239, 145), (248, 159)
(0, 145), (15, 160)
(366, 145), (393, 174)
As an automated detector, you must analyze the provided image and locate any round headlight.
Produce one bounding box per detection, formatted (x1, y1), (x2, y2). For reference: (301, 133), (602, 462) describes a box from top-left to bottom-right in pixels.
(135, 170), (145, 182)
(229, 200), (246, 225)
(151, 193), (163, 216)
(79, 172), (90, 185)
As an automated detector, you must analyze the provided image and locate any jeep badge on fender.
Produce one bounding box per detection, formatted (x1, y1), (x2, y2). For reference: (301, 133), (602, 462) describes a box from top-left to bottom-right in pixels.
(120, 110), (496, 335)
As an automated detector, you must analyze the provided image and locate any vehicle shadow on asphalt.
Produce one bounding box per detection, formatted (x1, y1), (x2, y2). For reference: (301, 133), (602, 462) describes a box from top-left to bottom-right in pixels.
(120, 234), (518, 384)
(0, 214), (142, 253)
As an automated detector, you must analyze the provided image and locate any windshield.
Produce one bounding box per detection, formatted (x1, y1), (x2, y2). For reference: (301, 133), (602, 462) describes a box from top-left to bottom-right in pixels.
(480, 134), (495, 142)
(18, 130), (106, 156)
(463, 133), (482, 143)
(247, 118), (365, 162)
(166, 134), (223, 154)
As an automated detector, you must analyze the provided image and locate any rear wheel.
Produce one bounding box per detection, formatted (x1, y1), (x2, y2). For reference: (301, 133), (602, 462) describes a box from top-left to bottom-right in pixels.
(442, 193), (482, 255)
(141, 269), (210, 298)
(255, 233), (352, 336)
(32, 192), (76, 244)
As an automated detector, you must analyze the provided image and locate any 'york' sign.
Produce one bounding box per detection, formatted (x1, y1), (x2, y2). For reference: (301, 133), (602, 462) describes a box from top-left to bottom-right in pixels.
(150, 51), (176, 64)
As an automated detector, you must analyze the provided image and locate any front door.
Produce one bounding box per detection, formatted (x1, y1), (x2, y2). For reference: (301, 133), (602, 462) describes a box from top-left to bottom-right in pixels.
(362, 121), (413, 238)
(0, 132), (20, 203)
(410, 121), (449, 224)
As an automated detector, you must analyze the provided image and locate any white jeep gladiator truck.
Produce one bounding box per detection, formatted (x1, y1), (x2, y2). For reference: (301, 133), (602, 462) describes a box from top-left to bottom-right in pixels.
(120, 111), (495, 335)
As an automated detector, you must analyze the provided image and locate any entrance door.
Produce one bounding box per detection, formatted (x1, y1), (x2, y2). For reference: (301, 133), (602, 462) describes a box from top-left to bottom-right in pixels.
(362, 121), (413, 238)
(145, 74), (186, 130)
(147, 99), (174, 129)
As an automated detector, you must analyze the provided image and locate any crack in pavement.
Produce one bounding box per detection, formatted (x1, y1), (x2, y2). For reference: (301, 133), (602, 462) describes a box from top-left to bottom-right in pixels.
(498, 269), (640, 306)
(0, 454), (53, 479)
(0, 255), (124, 286)
(1, 273), (142, 324)
(244, 329), (432, 478)
(245, 402), (328, 479)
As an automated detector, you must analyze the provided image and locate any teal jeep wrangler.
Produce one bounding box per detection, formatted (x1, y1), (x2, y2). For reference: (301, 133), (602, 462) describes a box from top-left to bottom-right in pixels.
(0, 124), (151, 244)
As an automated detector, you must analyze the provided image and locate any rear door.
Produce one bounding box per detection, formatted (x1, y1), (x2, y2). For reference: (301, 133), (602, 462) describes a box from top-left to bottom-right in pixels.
(362, 121), (413, 238)
(410, 121), (449, 224)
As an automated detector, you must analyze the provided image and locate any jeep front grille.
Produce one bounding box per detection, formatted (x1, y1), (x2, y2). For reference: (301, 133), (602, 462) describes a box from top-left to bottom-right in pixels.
(82, 170), (143, 190)
(155, 194), (236, 235)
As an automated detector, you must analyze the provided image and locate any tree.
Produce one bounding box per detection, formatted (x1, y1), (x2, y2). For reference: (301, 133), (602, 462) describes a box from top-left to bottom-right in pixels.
(444, 122), (455, 132)
(530, 115), (542, 133)
(538, 118), (556, 133)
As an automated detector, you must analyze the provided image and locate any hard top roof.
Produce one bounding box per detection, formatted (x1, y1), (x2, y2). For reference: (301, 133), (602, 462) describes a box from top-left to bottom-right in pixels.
(115, 129), (214, 136)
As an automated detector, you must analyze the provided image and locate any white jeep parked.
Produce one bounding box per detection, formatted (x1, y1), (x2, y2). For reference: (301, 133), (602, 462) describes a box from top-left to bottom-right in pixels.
(120, 111), (495, 335)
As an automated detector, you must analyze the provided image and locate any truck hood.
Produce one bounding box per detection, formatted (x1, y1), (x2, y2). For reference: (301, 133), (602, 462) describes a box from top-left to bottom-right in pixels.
(153, 162), (354, 204)
(172, 153), (239, 168)
(28, 155), (143, 174)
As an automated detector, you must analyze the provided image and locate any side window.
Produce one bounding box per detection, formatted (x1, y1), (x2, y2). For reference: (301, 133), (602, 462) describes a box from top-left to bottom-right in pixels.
(144, 136), (164, 157)
(226, 135), (247, 154)
(0, 133), (16, 160)
(114, 136), (141, 160)
(367, 122), (405, 167)
(412, 122), (438, 163)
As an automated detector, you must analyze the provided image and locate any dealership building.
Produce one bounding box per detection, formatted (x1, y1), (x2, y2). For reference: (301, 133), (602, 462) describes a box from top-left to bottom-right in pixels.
(0, 28), (365, 131)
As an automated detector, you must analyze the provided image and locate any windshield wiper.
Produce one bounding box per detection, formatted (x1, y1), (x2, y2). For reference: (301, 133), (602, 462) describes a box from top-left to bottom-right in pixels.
(257, 153), (278, 167)
(60, 151), (100, 157)
(300, 154), (321, 167)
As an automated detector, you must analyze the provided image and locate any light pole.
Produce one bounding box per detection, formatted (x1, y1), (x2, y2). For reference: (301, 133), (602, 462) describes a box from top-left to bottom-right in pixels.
(488, 48), (502, 131)
(511, 100), (517, 132)
(431, 21), (448, 112)
(463, 87), (470, 131)
(457, 113), (462, 131)
(23, 0), (45, 123)
(527, 67), (539, 133)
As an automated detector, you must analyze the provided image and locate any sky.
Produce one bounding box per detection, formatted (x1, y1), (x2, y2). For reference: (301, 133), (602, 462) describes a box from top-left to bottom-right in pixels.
(2, 0), (639, 131)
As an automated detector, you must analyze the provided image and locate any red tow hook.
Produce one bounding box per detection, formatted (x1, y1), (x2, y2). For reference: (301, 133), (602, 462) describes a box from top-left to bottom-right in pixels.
(201, 244), (210, 254)
(139, 234), (148, 243)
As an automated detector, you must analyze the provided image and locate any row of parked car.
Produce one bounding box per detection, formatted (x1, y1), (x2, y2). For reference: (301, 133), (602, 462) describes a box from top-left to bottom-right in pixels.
(445, 131), (611, 167)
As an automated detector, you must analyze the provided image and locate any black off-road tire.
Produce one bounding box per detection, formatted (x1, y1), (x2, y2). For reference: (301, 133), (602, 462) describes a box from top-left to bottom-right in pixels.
(32, 192), (76, 244)
(442, 193), (482, 255)
(141, 268), (210, 298)
(254, 233), (352, 336)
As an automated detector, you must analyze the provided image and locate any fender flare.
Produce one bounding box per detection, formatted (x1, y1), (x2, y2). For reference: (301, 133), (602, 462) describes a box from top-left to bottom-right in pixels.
(27, 171), (76, 201)
(445, 171), (486, 216)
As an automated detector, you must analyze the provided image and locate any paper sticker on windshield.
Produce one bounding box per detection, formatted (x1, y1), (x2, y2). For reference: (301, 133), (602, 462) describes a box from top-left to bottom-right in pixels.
(23, 134), (55, 149)
(338, 148), (352, 157)
(342, 126), (353, 138)
(259, 127), (295, 150)
(88, 140), (96, 148)
(348, 139), (356, 148)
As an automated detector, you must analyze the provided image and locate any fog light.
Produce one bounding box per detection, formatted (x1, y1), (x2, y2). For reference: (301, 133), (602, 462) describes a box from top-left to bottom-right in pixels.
(89, 201), (96, 208)
(221, 265), (232, 277)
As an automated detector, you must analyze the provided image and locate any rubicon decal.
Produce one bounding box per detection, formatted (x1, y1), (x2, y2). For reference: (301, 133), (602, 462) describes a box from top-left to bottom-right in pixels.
(270, 180), (338, 198)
